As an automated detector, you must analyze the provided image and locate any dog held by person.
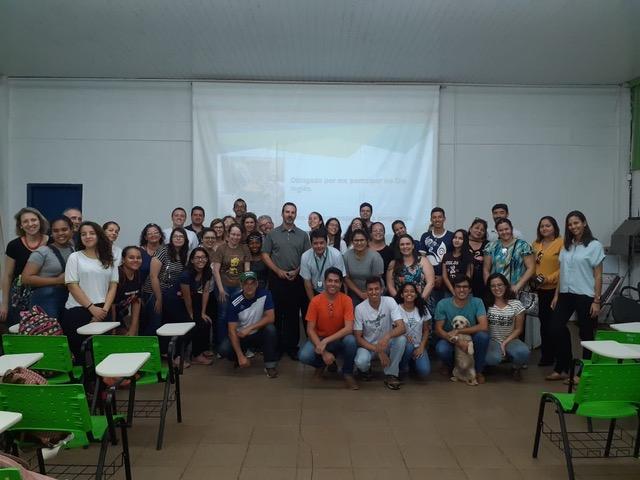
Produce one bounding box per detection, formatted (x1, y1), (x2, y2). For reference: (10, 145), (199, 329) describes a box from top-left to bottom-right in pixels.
(449, 315), (478, 386)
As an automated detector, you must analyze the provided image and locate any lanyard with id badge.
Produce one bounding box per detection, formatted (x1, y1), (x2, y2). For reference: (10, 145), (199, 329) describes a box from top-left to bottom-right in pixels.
(314, 253), (328, 291)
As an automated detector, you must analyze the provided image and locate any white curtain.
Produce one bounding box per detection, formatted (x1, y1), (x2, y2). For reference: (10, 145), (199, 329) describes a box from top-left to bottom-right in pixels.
(192, 82), (439, 235)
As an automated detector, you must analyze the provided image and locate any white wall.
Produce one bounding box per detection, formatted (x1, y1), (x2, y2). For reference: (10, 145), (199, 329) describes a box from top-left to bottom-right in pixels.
(0, 76), (9, 252)
(5, 80), (631, 254)
(8, 80), (192, 245)
(438, 86), (630, 245)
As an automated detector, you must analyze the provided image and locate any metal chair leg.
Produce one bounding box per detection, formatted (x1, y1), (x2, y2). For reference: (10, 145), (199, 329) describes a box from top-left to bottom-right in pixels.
(174, 365), (182, 423)
(120, 424), (132, 480)
(557, 409), (575, 480)
(156, 374), (172, 450)
(532, 395), (548, 458)
(634, 412), (640, 458)
(36, 448), (46, 475)
(604, 419), (616, 457)
(95, 433), (110, 480)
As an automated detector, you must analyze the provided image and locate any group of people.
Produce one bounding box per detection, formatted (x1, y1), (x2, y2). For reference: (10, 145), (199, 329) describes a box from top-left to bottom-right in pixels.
(1, 199), (605, 390)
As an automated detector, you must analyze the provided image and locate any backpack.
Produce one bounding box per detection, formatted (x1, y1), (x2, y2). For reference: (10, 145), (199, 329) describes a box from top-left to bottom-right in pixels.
(18, 305), (63, 336)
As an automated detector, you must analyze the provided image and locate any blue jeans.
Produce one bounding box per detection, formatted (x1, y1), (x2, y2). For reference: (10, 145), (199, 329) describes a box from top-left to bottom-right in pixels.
(436, 330), (490, 374)
(299, 334), (357, 375)
(354, 336), (407, 376)
(400, 343), (431, 379)
(216, 285), (242, 348)
(485, 338), (530, 368)
(29, 286), (68, 320)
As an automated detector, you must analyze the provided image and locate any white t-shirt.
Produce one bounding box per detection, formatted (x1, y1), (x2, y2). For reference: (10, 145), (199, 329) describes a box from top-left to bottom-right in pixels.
(162, 227), (199, 252)
(487, 299), (525, 343)
(112, 245), (122, 267)
(399, 306), (432, 347)
(354, 296), (403, 344)
(65, 251), (119, 309)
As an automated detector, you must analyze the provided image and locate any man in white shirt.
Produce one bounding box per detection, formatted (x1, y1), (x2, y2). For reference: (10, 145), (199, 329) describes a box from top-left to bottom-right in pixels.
(487, 203), (523, 242)
(163, 207), (199, 251)
(300, 228), (346, 301)
(354, 277), (407, 390)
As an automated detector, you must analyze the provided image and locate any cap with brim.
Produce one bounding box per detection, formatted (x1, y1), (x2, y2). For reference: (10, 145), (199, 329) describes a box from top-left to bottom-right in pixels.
(240, 271), (258, 283)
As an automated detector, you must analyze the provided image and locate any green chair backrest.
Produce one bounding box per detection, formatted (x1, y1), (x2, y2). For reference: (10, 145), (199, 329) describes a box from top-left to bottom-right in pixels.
(91, 335), (162, 375)
(0, 384), (91, 438)
(590, 330), (640, 363)
(574, 363), (640, 406)
(1, 335), (73, 373)
(0, 468), (22, 480)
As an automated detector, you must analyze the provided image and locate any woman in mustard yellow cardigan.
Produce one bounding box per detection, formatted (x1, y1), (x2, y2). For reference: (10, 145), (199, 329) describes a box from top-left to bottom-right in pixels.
(531, 216), (562, 367)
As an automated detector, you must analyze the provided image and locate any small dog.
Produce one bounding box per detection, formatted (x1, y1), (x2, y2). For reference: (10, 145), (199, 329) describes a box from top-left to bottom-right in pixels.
(449, 315), (478, 386)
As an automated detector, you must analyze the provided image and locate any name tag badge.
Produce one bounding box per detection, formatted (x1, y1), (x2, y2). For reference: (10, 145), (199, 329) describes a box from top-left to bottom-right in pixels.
(316, 280), (323, 289)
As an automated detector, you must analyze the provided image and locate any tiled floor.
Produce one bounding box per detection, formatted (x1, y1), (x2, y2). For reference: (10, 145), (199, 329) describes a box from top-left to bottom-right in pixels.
(63, 347), (640, 480)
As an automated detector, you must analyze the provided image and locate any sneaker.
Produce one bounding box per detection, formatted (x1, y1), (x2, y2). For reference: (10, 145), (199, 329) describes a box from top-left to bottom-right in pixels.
(360, 369), (373, 381)
(512, 368), (522, 381)
(245, 349), (255, 359)
(344, 374), (359, 390)
(476, 373), (486, 384)
(264, 367), (278, 379)
(384, 375), (401, 390)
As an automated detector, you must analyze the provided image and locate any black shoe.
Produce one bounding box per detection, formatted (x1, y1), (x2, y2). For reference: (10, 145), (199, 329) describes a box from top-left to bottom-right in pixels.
(359, 369), (373, 381)
(384, 375), (401, 390)
(327, 362), (338, 373)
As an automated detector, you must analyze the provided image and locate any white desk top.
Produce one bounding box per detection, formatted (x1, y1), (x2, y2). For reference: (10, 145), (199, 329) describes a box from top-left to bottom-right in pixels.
(0, 411), (22, 434)
(610, 322), (640, 333)
(0, 353), (44, 376)
(581, 340), (640, 360)
(8, 324), (19, 334)
(156, 322), (195, 337)
(95, 352), (150, 378)
(76, 321), (120, 335)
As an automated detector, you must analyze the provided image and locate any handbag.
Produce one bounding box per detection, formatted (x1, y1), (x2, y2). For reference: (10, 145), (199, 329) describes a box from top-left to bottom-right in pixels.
(18, 305), (63, 336)
(519, 289), (539, 317)
(9, 276), (31, 311)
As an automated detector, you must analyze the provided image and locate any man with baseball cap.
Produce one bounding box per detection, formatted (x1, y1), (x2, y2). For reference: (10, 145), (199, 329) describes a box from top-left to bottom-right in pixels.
(218, 271), (279, 378)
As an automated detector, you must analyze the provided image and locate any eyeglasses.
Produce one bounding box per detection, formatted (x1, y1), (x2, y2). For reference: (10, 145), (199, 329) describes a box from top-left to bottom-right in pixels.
(490, 284), (505, 290)
(193, 256), (208, 261)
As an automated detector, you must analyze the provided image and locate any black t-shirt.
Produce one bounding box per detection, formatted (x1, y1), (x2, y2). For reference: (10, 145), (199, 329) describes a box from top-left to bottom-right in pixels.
(114, 267), (142, 316)
(5, 238), (36, 281)
(375, 245), (395, 274)
(442, 251), (472, 280)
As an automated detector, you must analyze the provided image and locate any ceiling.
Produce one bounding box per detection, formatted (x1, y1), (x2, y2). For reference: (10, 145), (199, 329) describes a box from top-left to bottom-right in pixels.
(1, 0), (639, 85)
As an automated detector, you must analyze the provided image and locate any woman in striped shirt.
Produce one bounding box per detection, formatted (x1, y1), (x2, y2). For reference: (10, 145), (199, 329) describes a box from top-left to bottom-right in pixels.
(484, 272), (530, 380)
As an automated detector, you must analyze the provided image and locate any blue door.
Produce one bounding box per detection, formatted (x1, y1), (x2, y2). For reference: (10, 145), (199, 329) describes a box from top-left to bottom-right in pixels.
(27, 184), (83, 223)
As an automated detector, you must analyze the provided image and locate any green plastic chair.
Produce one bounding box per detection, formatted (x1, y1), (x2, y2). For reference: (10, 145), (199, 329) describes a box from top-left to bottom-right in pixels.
(89, 335), (181, 451)
(1, 335), (82, 384)
(0, 383), (131, 480)
(533, 363), (640, 480)
(0, 468), (21, 480)
(588, 330), (640, 364)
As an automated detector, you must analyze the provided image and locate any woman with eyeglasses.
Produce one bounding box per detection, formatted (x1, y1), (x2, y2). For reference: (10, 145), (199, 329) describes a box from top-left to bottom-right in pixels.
(484, 273), (530, 381)
(139, 223), (165, 285)
(531, 216), (562, 367)
(369, 222), (394, 273)
(343, 218), (366, 249)
(179, 247), (213, 365)
(468, 218), (488, 299)
(343, 229), (384, 305)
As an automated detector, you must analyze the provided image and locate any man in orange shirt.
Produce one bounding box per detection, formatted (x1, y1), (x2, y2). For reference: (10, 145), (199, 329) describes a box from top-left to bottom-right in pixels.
(299, 267), (359, 390)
